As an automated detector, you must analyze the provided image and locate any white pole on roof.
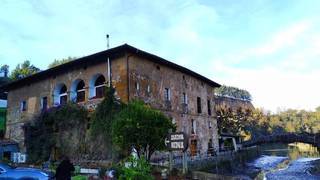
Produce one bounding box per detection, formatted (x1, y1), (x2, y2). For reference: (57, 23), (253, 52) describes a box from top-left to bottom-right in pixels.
(106, 34), (111, 87)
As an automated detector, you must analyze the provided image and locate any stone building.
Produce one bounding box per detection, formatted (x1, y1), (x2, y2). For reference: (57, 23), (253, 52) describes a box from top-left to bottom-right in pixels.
(1, 44), (221, 156)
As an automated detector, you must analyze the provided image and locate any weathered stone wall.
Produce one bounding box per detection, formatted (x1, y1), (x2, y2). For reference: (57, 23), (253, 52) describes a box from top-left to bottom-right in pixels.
(215, 96), (254, 111)
(6, 56), (129, 151)
(127, 54), (219, 153)
(6, 52), (220, 156)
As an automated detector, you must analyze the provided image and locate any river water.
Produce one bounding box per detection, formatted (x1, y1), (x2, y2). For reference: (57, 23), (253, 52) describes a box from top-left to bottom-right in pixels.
(208, 142), (320, 179)
(251, 143), (320, 180)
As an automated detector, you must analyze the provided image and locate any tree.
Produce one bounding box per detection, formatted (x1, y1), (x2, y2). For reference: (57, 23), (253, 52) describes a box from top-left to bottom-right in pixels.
(112, 100), (175, 161)
(48, 57), (76, 68)
(10, 60), (40, 80)
(0, 65), (11, 86)
(0, 65), (9, 77)
(90, 87), (124, 159)
(215, 85), (252, 101)
(216, 105), (251, 135)
(216, 105), (235, 134)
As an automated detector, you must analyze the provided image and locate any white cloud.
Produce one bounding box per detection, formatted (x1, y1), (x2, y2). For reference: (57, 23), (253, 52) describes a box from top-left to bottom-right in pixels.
(219, 21), (313, 65)
(1, 0), (320, 112)
(211, 62), (320, 112)
(250, 21), (311, 56)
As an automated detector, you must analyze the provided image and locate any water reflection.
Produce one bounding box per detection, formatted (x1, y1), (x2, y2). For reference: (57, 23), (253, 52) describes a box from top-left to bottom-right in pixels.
(287, 143), (320, 160)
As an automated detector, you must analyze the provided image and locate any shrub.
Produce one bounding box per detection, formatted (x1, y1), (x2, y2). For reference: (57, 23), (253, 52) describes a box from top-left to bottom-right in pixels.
(118, 156), (154, 180)
(25, 103), (88, 163)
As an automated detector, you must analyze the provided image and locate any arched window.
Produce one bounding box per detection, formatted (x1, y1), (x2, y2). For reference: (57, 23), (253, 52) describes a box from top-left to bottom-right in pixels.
(70, 79), (85, 102)
(89, 74), (106, 99)
(53, 83), (68, 105)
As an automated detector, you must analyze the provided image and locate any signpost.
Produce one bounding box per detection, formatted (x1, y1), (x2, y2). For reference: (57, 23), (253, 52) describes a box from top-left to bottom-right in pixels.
(165, 132), (188, 173)
(165, 132), (188, 151)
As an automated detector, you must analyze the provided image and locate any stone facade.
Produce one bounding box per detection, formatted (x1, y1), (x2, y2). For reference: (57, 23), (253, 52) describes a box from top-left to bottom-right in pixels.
(3, 44), (220, 156)
(215, 96), (254, 111)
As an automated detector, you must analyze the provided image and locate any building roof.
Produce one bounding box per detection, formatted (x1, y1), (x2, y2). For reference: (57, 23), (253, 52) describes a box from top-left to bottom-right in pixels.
(1, 44), (220, 91)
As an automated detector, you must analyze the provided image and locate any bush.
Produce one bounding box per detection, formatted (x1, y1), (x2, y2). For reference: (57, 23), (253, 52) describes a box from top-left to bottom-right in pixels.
(25, 103), (88, 163)
(118, 156), (154, 180)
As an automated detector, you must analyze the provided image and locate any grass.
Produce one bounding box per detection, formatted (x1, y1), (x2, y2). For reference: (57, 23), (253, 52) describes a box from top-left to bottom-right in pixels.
(71, 175), (88, 180)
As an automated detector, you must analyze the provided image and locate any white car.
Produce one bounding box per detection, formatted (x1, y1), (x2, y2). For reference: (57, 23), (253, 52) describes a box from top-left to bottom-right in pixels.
(0, 163), (52, 180)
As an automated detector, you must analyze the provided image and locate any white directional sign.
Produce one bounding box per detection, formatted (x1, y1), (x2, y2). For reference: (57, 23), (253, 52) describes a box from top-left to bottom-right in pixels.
(165, 132), (188, 151)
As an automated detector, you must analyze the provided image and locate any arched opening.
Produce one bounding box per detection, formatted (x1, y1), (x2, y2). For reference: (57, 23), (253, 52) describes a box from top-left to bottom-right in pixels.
(89, 74), (106, 99)
(53, 83), (68, 105)
(70, 79), (85, 102)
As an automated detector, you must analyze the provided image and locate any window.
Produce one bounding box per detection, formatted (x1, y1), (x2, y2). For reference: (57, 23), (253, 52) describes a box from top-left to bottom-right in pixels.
(41, 97), (48, 111)
(208, 121), (212, 129)
(53, 83), (68, 105)
(89, 74), (106, 98)
(59, 85), (68, 105)
(135, 82), (140, 91)
(191, 119), (196, 134)
(76, 81), (85, 102)
(172, 118), (176, 124)
(95, 75), (106, 98)
(164, 88), (171, 101)
(197, 97), (202, 113)
(21, 101), (27, 111)
(207, 99), (211, 115)
(182, 92), (187, 104)
(208, 139), (213, 148)
(147, 85), (151, 93)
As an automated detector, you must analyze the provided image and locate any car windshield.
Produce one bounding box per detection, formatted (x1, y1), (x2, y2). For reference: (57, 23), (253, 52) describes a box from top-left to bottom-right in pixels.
(0, 163), (16, 170)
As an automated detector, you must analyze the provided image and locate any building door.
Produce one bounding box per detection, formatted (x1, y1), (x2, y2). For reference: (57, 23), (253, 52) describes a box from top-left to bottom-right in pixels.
(190, 139), (197, 156)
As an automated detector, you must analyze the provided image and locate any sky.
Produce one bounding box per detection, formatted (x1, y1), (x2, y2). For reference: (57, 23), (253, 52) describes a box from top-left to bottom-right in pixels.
(1, 0), (320, 112)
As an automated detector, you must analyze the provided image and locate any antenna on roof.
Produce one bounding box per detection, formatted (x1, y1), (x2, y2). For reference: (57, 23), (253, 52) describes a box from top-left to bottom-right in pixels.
(106, 34), (110, 49)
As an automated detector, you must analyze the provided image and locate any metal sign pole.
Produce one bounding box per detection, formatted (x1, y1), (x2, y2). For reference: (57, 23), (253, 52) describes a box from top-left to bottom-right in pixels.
(165, 132), (189, 174)
(169, 151), (173, 171)
(182, 152), (185, 174)
(182, 151), (188, 174)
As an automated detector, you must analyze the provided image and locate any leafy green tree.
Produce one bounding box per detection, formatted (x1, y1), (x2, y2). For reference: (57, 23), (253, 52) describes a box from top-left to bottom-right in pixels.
(90, 87), (124, 159)
(112, 100), (175, 161)
(48, 57), (76, 68)
(0, 65), (11, 86)
(10, 60), (40, 80)
(0, 65), (9, 77)
(0, 77), (10, 86)
(215, 85), (252, 101)
(91, 87), (123, 138)
(216, 105), (253, 136)
(243, 107), (320, 140)
(216, 105), (235, 134)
